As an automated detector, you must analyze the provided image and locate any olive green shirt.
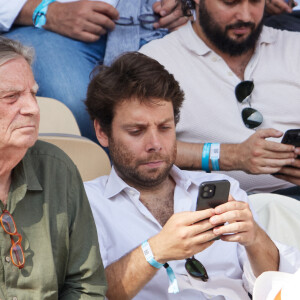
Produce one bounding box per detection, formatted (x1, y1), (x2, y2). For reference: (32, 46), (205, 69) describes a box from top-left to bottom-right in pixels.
(0, 140), (107, 300)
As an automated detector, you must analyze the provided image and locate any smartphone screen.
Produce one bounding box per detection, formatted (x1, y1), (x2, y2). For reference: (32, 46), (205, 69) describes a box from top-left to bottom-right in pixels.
(196, 180), (230, 211)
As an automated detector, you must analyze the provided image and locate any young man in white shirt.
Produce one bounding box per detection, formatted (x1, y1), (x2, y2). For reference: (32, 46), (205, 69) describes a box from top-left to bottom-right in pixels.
(84, 52), (300, 300)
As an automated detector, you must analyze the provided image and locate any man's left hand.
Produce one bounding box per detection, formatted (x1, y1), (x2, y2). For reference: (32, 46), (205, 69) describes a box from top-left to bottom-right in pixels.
(209, 195), (259, 247)
(152, 0), (190, 31)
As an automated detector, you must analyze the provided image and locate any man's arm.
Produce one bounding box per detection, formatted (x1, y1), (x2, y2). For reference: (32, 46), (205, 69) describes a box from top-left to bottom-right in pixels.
(105, 210), (217, 300)
(176, 128), (299, 184)
(60, 167), (107, 299)
(15, 0), (119, 42)
(209, 196), (279, 277)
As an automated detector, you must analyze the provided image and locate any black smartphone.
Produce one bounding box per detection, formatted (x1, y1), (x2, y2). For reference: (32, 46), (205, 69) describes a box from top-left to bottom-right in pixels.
(196, 179), (230, 211)
(282, 129), (300, 148)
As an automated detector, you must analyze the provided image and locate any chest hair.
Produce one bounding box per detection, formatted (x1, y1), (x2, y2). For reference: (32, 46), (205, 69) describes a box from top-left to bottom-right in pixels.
(141, 189), (174, 227)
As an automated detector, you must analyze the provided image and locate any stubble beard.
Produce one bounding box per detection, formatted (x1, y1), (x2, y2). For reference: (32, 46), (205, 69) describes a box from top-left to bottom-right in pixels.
(109, 137), (177, 189)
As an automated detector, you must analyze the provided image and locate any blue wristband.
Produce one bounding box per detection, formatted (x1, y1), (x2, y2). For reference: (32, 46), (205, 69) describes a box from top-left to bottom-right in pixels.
(202, 143), (211, 172)
(210, 143), (220, 171)
(32, 0), (56, 28)
(141, 240), (164, 269)
(141, 240), (179, 294)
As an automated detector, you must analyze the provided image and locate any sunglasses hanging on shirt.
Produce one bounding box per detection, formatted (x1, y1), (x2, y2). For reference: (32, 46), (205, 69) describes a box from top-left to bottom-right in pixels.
(235, 80), (263, 129)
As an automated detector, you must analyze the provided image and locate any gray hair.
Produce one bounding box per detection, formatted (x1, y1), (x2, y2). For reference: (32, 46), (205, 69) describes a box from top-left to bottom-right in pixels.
(0, 36), (34, 67)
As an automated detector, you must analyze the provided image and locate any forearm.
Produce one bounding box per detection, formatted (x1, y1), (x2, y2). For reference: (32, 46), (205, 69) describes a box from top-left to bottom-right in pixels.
(105, 245), (158, 300)
(176, 141), (240, 171)
(14, 0), (41, 25)
(245, 225), (279, 277)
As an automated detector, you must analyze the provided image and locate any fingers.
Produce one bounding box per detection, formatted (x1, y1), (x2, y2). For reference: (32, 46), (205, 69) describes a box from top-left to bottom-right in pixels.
(152, 0), (188, 31)
(153, 0), (179, 16)
(266, 0), (292, 14)
(174, 209), (215, 226)
(92, 2), (120, 20)
(154, 15), (189, 31)
(273, 159), (300, 185)
(88, 10), (116, 32)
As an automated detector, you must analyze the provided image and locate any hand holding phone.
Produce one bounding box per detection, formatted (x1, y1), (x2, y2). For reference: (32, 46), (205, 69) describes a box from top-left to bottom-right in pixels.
(281, 129), (300, 160)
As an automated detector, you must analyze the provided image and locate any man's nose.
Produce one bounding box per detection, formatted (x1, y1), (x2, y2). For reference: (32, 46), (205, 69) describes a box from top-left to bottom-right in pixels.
(145, 130), (162, 152)
(20, 93), (40, 115)
(236, 2), (252, 23)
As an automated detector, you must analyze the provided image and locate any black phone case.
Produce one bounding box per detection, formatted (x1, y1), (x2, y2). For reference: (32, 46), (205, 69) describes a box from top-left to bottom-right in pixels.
(197, 180), (230, 210)
(281, 129), (300, 147)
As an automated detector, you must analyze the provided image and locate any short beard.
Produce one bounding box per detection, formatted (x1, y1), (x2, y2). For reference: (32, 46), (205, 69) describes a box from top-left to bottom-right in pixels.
(198, 0), (263, 56)
(109, 137), (176, 189)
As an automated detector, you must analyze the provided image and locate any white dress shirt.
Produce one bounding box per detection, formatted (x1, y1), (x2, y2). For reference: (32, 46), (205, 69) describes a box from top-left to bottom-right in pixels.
(140, 23), (300, 193)
(85, 166), (300, 300)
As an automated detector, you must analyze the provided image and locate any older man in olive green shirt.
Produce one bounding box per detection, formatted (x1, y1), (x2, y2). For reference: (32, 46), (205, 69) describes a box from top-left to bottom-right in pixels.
(0, 37), (106, 298)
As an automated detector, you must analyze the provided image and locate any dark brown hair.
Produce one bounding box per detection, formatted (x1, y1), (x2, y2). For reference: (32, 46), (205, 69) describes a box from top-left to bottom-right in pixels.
(85, 52), (185, 136)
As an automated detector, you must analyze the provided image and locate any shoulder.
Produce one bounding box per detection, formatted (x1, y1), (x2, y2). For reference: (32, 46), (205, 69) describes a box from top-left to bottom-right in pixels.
(25, 140), (78, 173)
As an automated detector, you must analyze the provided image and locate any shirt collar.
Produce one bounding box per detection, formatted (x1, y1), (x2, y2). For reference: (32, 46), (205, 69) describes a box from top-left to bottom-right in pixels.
(177, 21), (276, 57)
(6, 147), (42, 212)
(104, 165), (199, 199)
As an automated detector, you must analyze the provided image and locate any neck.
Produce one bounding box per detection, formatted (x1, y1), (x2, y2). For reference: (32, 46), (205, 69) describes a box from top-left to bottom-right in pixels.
(139, 175), (175, 226)
(192, 21), (255, 80)
(0, 147), (26, 206)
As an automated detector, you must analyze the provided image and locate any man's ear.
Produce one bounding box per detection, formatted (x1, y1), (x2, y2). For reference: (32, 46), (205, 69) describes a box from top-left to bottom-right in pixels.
(94, 120), (109, 147)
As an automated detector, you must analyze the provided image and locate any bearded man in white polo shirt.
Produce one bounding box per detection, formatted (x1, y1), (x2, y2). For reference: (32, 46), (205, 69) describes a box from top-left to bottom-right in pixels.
(84, 52), (300, 300)
(140, 0), (300, 198)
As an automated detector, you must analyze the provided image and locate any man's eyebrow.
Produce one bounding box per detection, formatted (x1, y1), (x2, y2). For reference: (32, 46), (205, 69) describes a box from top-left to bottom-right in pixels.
(0, 82), (39, 96)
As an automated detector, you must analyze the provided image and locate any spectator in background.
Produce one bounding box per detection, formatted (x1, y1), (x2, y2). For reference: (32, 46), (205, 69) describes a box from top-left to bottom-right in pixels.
(84, 52), (300, 300)
(0, 0), (187, 143)
(0, 36), (106, 299)
(140, 0), (300, 197)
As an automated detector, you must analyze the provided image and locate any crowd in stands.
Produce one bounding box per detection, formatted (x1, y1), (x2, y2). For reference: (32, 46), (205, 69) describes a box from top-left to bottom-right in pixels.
(1, 0), (300, 299)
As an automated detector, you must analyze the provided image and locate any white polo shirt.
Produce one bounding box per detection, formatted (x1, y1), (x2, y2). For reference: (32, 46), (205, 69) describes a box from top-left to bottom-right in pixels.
(140, 22), (300, 193)
(85, 166), (300, 300)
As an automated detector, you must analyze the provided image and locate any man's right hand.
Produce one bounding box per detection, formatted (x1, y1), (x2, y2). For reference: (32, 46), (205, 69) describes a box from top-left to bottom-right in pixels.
(45, 0), (119, 42)
(149, 209), (217, 264)
(265, 0), (294, 15)
(233, 128), (296, 174)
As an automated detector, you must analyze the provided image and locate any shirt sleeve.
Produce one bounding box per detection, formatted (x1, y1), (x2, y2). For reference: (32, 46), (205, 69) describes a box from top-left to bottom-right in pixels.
(60, 166), (107, 299)
(0, 0), (27, 32)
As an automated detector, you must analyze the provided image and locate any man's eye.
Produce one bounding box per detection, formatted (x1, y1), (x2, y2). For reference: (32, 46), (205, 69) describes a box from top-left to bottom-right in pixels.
(129, 130), (142, 136)
(1, 93), (18, 103)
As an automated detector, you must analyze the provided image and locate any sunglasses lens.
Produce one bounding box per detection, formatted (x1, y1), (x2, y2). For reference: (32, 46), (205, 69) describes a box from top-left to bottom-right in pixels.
(11, 243), (25, 267)
(115, 17), (133, 25)
(185, 258), (209, 281)
(242, 107), (263, 129)
(235, 80), (254, 102)
(1, 213), (16, 234)
(138, 13), (159, 24)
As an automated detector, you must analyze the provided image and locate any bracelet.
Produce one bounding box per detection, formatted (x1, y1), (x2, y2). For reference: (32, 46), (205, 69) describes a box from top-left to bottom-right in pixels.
(210, 143), (220, 171)
(141, 240), (179, 294)
(32, 0), (56, 28)
(141, 240), (164, 269)
(202, 143), (211, 172)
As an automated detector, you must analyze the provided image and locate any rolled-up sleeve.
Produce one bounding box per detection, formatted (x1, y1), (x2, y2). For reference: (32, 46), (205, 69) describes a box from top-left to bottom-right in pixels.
(0, 0), (27, 32)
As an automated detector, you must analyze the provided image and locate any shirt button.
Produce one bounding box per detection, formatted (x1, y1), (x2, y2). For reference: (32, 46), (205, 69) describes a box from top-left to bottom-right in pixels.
(5, 256), (10, 263)
(211, 56), (218, 62)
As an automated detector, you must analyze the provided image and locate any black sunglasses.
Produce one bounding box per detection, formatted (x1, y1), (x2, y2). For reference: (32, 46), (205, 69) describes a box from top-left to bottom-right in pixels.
(235, 81), (263, 129)
(185, 256), (209, 281)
